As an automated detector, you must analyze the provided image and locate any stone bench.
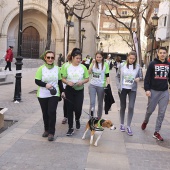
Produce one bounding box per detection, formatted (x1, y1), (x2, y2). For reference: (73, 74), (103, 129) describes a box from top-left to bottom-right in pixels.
(0, 71), (14, 85)
(0, 108), (8, 129)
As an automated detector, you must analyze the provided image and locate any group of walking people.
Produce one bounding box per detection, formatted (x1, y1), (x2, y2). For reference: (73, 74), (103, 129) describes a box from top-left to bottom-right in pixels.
(35, 46), (170, 142)
(116, 47), (170, 141)
(35, 48), (111, 141)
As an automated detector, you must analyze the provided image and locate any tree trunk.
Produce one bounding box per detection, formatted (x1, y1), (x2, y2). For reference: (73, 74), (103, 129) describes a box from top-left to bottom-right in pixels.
(136, 16), (142, 66)
(136, 0), (142, 66)
(45, 0), (52, 50)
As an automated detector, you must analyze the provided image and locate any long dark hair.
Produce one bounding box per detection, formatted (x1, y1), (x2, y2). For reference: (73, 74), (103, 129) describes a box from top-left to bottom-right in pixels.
(95, 51), (104, 69)
(71, 48), (82, 59)
(126, 51), (137, 69)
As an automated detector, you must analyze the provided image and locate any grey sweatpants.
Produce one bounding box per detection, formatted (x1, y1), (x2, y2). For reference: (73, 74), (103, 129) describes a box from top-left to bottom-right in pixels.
(144, 89), (169, 132)
(88, 84), (104, 119)
(119, 89), (137, 126)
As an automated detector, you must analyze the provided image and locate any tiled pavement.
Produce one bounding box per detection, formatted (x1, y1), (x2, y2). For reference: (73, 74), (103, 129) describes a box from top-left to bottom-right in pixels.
(0, 67), (170, 170)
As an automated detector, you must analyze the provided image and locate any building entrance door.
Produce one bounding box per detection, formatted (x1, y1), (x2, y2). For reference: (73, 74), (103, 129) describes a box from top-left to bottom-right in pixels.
(22, 26), (40, 58)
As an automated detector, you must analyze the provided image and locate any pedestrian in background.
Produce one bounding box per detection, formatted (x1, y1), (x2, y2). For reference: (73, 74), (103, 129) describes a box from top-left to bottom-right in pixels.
(82, 55), (92, 69)
(105, 54), (111, 69)
(60, 51), (72, 124)
(88, 51), (110, 118)
(62, 48), (89, 136)
(141, 47), (170, 141)
(58, 53), (64, 67)
(114, 56), (122, 73)
(4, 46), (13, 71)
(116, 51), (142, 136)
(35, 50), (64, 141)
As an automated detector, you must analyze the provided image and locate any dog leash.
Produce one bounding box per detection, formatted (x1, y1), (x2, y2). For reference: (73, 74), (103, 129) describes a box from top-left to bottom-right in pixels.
(62, 96), (94, 118)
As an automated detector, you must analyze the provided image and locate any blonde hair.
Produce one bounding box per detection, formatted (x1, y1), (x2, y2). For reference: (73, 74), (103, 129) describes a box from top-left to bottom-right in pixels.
(67, 50), (72, 62)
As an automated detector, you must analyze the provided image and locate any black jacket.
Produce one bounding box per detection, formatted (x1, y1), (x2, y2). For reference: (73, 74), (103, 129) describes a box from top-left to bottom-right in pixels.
(104, 84), (115, 114)
(144, 58), (170, 91)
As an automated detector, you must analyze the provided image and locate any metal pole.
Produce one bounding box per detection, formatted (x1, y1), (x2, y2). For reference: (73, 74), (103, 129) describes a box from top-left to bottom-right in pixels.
(81, 36), (84, 53)
(67, 25), (70, 55)
(14, 0), (23, 102)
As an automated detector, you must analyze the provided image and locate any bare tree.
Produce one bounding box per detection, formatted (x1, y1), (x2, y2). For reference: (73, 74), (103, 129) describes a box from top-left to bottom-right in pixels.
(59, 0), (96, 49)
(45, 0), (52, 50)
(117, 31), (134, 50)
(101, 0), (148, 65)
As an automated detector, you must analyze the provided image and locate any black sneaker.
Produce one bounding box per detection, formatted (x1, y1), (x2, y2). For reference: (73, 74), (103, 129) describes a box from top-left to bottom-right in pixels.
(48, 134), (54, 141)
(42, 131), (48, 137)
(66, 128), (74, 136)
(76, 120), (80, 130)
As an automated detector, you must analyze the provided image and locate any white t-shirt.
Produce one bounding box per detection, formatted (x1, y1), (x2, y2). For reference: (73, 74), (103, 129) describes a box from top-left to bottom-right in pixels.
(35, 65), (61, 98)
(90, 62), (109, 87)
(116, 62), (121, 68)
(122, 64), (137, 89)
(62, 64), (89, 90)
(85, 58), (90, 64)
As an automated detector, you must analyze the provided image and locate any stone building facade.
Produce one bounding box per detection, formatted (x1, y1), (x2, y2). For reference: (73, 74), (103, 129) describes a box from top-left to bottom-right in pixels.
(0, 0), (98, 61)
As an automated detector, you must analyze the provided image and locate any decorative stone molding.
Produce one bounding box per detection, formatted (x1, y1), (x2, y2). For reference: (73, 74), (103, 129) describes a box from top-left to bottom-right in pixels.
(0, 0), (7, 8)
(1, 3), (62, 39)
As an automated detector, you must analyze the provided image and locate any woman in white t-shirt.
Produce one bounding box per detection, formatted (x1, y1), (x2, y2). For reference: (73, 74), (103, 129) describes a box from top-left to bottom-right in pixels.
(116, 51), (143, 136)
(62, 48), (89, 136)
(88, 51), (110, 119)
(35, 50), (64, 141)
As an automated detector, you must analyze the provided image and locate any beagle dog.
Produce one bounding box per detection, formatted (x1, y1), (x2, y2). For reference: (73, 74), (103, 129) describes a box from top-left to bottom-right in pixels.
(82, 117), (116, 146)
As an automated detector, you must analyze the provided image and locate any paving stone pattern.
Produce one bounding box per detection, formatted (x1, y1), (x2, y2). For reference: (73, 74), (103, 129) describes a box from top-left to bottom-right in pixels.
(0, 68), (170, 170)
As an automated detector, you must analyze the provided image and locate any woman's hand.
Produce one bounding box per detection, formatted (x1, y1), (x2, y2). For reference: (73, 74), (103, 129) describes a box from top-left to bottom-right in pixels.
(67, 81), (75, 87)
(92, 59), (95, 65)
(76, 81), (84, 86)
(46, 83), (52, 89)
(134, 78), (140, 83)
(61, 92), (65, 98)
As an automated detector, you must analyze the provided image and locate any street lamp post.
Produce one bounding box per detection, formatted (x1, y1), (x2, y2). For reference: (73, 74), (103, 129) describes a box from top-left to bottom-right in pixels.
(14, 0), (23, 102)
(96, 36), (100, 51)
(81, 28), (86, 53)
(150, 13), (159, 62)
(66, 7), (74, 55)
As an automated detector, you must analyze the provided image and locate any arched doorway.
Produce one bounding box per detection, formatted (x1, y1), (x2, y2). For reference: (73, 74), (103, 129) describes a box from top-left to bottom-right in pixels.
(22, 26), (40, 58)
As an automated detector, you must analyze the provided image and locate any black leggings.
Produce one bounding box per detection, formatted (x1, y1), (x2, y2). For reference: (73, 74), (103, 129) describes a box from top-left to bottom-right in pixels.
(65, 86), (84, 129)
(38, 96), (58, 135)
(63, 99), (67, 118)
(5, 61), (11, 71)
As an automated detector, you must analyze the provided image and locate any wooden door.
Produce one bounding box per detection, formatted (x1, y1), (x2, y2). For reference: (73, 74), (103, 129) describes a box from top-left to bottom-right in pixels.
(22, 26), (40, 58)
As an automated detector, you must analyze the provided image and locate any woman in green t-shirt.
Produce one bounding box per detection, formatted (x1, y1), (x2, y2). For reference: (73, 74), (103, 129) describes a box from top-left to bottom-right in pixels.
(35, 50), (64, 141)
(62, 48), (89, 136)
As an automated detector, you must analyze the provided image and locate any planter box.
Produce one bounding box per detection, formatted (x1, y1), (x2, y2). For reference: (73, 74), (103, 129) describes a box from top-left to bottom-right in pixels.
(0, 108), (8, 129)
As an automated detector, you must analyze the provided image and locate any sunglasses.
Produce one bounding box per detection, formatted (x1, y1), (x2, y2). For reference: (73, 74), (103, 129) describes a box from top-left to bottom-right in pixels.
(46, 56), (55, 60)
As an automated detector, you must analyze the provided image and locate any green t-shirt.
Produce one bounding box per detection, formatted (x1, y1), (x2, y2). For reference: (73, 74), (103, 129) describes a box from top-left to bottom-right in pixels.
(62, 64), (89, 90)
(35, 64), (61, 98)
(90, 62), (109, 87)
(60, 62), (70, 77)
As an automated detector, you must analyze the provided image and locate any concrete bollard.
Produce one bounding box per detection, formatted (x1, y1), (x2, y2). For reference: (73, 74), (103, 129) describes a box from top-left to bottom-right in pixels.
(0, 108), (8, 129)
